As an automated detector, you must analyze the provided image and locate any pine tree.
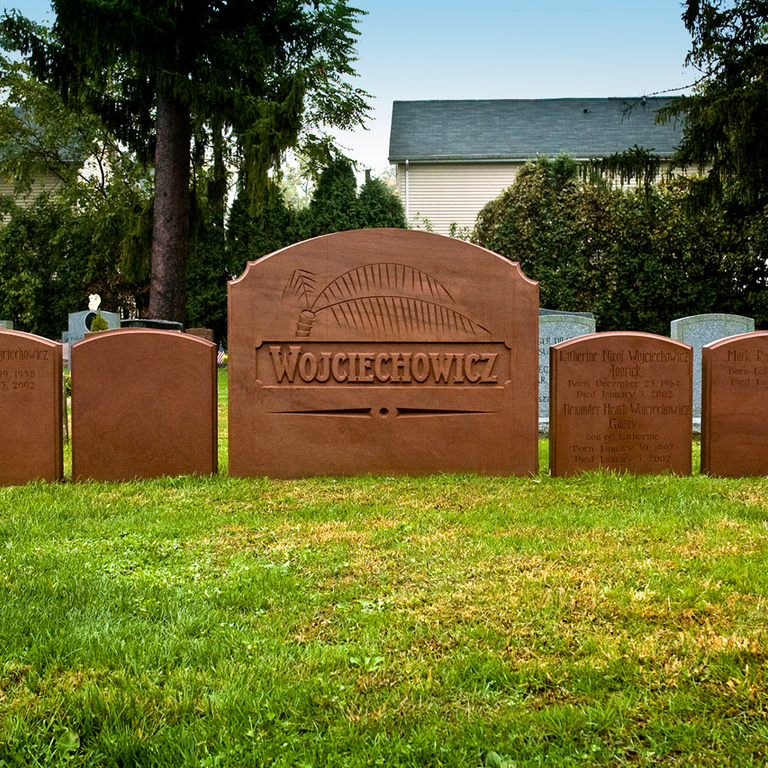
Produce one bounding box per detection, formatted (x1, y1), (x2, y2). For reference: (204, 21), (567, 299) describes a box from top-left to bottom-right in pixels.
(660, 1), (768, 210)
(2, 1), (369, 321)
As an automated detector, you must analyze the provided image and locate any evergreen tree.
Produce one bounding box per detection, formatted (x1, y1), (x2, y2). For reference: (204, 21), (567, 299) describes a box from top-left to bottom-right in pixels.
(226, 183), (295, 278)
(658, 0), (768, 211)
(0, 48), (152, 334)
(357, 176), (408, 229)
(305, 158), (360, 236)
(2, 1), (369, 322)
(226, 161), (408, 298)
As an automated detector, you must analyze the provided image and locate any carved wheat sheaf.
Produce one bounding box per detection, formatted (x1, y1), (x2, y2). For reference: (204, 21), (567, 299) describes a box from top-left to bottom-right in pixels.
(284, 263), (490, 338)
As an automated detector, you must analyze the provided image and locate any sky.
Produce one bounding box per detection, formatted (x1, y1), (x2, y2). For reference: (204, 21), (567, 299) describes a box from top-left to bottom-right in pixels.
(10, 0), (696, 175)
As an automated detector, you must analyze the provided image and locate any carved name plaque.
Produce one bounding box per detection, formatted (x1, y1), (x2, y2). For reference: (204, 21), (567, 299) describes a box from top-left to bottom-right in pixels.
(701, 331), (768, 477)
(0, 330), (63, 485)
(71, 329), (217, 482)
(550, 332), (692, 477)
(228, 229), (539, 477)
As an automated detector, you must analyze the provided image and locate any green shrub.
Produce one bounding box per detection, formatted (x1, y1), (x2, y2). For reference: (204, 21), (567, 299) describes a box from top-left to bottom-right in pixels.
(473, 156), (768, 332)
(89, 313), (109, 332)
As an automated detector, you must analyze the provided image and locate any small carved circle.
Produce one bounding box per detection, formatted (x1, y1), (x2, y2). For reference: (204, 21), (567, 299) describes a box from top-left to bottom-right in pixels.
(379, 408), (389, 418)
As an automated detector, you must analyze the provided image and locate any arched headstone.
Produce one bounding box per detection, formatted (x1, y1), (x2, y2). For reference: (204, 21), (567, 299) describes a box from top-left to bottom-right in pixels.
(702, 331), (768, 477)
(550, 332), (693, 477)
(0, 330), (63, 485)
(71, 329), (217, 481)
(228, 229), (539, 477)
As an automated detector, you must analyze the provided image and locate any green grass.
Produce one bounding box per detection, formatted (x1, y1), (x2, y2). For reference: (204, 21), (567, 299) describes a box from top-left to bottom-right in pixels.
(3, 371), (768, 766)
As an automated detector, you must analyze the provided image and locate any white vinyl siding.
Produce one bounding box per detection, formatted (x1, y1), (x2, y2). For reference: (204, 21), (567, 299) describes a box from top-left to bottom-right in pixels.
(396, 162), (523, 237)
(0, 173), (63, 209)
(396, 160), (688, 238)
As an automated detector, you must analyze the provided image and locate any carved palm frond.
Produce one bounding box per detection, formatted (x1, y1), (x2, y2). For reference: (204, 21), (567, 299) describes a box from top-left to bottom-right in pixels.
(317, 296), (490, 337)
(283, 269), (317, 308)
(288, 262), (489, 338)
(309, 263), (454, 312)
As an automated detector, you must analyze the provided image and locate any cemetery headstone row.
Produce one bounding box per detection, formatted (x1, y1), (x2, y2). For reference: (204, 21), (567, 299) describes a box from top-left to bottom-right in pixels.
(2, 230), (767, 485)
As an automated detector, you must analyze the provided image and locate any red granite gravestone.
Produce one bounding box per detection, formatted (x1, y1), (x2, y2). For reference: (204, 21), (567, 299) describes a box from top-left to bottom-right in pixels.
(71, 329), (217, 481)
(0, 330), (63, 485)
(228, 229), (539, 478)
(550, 332), (693, 477)
(701, 331), (768, 477)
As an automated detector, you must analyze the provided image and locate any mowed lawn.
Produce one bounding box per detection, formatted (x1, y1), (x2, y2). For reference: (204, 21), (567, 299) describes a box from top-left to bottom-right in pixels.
(1, 371), (767, 766)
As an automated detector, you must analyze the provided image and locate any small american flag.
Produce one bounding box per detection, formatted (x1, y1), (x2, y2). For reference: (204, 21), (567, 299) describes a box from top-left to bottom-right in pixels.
(217, 343), (226, 366)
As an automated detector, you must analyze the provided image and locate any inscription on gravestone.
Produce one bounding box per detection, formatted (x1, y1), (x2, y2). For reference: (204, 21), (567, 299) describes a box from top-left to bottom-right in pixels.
(539, 312), (595, 420)
(550, 332), (692, 477)
(701, 331), (768, 477)
(228, 229), (539, 478)
(670, 313), (754, 420)
(0, 330), (63, 485)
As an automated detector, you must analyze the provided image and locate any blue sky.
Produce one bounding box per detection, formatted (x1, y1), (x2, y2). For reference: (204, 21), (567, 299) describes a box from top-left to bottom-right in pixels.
(10, 0), (696, 173)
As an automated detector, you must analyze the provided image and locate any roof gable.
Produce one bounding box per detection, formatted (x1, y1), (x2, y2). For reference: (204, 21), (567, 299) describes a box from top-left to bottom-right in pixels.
(388, 98), (681, 162)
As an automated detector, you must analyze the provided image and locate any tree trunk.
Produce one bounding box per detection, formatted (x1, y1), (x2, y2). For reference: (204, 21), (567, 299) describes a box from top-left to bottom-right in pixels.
(149, 87), (190, 322)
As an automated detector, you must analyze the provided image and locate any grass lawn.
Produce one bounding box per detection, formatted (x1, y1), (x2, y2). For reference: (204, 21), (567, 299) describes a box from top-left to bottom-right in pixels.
(1, 371), (767, 766)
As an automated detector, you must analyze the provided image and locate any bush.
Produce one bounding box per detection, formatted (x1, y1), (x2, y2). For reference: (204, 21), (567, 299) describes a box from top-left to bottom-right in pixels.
(472, 157), (768, 332)
(472, 155), (608, 315)
(0, 194), (142, 339)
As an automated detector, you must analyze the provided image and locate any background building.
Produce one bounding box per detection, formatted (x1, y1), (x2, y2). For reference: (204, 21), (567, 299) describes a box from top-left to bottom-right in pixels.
(388, 98), (681, 235)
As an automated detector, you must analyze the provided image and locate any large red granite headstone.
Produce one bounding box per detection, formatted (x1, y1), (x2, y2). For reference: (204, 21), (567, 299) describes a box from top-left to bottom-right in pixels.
(71, 329), (217, 481)
(0, 330), (63, 485)
(550, 332), (693, 477)
(228, 229), (539, 478)
(701, 331), (768, 477)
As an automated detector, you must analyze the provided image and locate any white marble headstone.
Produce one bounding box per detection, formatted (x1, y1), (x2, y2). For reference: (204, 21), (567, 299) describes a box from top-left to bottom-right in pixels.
(670, 313), (755, 420)
(539, 311), (596, 426)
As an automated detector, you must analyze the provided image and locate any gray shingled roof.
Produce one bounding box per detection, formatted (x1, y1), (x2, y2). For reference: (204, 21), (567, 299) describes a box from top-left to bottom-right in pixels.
(388, 98), (681, 162)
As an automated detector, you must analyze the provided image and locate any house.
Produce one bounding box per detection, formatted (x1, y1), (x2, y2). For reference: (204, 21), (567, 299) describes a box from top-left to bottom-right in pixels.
(0, 173), (63, 208)
(0, 106), (81, 212)
(388, 98), (682, 236)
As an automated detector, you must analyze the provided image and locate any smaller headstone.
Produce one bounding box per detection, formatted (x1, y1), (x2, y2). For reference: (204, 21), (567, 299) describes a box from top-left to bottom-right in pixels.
(0, 330), (63, 485)
(68, 310), (121, 349)
(121, 318), (184, 332)
(71, 329), (217, 482)
(539, 312), (596, 423)
(670, 313), (754, 421)
(0, 320), (14, 330)
(701, 331), (768, 477)
(550, 332), (693, 477)
(540, 309), (595, 319)
(186, 328), (215, 343)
